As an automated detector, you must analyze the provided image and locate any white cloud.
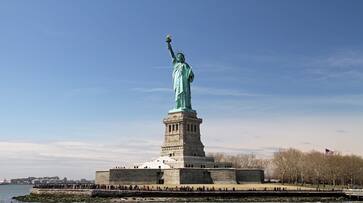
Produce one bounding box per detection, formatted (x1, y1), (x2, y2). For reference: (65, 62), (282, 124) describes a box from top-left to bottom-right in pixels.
(151, 65), (171, 69)
(202, 116), (363, 158)
(132, 86), (261, 97)
(194, 64), (236, 73)
(0, 139), (160, 179)
(0, 115), (362, 180)
(322, 51), (363, 67)
(65, 87), (110, 97)
(306, 50), (363, 80)
(131, 87), (171, 93)
(224, 50), (363, 81)
(193, 86), (262, 97)
(194, 93), (363, 118)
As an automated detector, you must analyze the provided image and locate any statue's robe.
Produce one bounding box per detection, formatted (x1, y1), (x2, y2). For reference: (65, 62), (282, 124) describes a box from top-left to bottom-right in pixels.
(172, 59), (194, 110)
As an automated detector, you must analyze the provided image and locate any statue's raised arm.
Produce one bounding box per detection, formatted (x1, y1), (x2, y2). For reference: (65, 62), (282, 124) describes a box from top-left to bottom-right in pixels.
(166, 35), (176, 60)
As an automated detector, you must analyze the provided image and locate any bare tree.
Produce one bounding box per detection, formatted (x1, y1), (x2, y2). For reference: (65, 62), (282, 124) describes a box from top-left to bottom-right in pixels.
(210, 149), (363, 188)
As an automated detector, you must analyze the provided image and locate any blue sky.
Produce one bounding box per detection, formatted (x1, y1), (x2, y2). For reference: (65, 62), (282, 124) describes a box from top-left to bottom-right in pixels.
(0, 0), (363, 179)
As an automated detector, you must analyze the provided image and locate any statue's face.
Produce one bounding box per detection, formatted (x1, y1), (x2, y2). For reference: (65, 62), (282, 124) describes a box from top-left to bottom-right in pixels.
(176, 53), (185, 63)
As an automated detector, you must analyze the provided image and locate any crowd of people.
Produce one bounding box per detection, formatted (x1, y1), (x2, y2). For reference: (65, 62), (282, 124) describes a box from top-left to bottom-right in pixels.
(34, 183), (338, 192)
(34, 184), (238, 191)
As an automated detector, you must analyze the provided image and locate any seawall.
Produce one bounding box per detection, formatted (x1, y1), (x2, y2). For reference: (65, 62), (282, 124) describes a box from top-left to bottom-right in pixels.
(31, 188), (347, 198)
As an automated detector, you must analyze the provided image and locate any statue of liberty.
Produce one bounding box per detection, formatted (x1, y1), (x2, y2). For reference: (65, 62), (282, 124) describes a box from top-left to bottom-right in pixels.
(166, 35), (194, 112)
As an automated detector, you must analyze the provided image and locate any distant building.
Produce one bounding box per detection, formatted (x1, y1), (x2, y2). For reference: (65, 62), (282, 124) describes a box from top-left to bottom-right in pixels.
(0, 178), (10, 185)
(10, 176), (94, 185)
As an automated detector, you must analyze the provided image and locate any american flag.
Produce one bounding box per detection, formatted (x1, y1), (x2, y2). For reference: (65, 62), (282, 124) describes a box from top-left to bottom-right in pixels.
(325, 148), (334, 155)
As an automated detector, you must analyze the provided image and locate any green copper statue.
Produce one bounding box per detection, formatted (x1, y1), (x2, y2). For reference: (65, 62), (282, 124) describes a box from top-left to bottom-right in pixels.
(166, 35), (195, 112)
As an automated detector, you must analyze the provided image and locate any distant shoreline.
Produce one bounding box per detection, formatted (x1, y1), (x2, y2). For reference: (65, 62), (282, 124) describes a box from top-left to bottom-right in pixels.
(0, 183), (33, 185)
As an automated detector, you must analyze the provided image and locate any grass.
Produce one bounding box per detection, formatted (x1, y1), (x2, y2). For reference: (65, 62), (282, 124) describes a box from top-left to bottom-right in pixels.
(14, 194), (100, 203)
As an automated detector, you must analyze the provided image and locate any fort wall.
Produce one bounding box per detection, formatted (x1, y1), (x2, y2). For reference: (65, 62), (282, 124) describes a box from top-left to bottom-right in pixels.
(236, 169), (264, 183)
(109, 169), (162, 185)
(96, 168), (264, 185)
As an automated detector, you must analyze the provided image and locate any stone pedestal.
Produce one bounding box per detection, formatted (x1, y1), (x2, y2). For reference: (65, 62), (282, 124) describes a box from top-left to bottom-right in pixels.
(161, 111), (204, 157)
(161, 111), (229, 168)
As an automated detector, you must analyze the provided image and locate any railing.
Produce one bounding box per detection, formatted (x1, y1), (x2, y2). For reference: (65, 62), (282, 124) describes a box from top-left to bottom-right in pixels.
(344, 189), (363, 197)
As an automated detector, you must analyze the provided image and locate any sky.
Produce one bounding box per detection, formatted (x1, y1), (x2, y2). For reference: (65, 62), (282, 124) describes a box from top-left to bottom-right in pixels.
(0, 0), (363, 179)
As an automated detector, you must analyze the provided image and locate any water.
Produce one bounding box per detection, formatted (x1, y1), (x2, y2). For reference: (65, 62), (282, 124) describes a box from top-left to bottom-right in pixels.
(0, 185), (32, 203)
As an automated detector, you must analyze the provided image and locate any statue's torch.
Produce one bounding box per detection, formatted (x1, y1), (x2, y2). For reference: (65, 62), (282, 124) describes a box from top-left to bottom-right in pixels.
(166, 34), (172, 43)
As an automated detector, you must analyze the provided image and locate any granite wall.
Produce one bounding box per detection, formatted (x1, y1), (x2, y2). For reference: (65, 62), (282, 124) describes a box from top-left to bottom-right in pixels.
(236, 169), (264, 183)
(95, 168), (264, 185)
(95, 171), (110, 185)
(163, 169), (180, 184)
(179, 169), (213, 184)
(109, 169), (162, 185)
(208, 169), (237, 184)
